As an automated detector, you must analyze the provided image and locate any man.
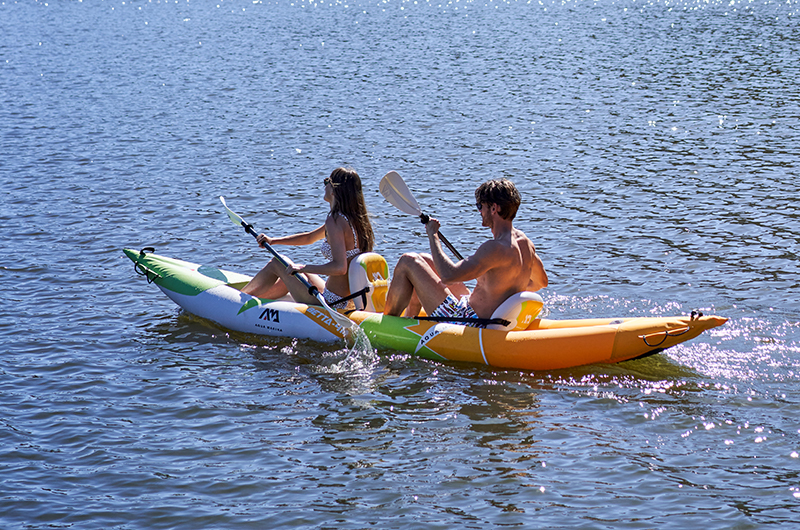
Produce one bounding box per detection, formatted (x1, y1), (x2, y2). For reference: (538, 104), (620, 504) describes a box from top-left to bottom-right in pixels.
(384, 178), (548, 326)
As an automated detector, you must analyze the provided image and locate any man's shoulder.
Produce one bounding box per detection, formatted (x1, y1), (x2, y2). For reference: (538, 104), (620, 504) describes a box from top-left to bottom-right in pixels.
(477, 237), (509, 252)
(512, 226), (533, 242)
(475, 237), (516, 264)
(512, 228), (536, 250)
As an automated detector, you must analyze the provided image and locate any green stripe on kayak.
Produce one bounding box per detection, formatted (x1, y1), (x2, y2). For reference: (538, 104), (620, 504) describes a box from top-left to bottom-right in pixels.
(124, 249), (227, 297)
(237, 297), (263, 315)
(355, 312), (449, 361)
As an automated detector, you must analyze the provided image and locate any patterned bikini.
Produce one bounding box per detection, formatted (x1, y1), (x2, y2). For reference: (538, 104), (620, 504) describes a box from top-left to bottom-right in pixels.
(319, 214), (362, 309)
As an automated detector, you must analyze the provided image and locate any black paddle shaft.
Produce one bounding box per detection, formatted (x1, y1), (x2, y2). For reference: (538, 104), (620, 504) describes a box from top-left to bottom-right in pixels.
(419, 213), (464, 261)
(239, 221), (320, 297)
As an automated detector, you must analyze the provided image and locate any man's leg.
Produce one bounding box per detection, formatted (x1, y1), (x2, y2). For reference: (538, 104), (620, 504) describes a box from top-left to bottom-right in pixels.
(418, 253), (470, 298)
(384, 253), (451, 317)
(403, 254), (468, 317)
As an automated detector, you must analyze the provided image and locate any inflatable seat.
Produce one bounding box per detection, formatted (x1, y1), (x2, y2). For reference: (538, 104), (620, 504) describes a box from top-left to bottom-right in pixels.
(487, 291), (544, 331)
(348, 253), (390, 312)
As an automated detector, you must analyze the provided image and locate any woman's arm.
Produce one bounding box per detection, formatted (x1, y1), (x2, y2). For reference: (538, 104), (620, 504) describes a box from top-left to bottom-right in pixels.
(294, 215), (349, 277)
(257, 224), (326, 248)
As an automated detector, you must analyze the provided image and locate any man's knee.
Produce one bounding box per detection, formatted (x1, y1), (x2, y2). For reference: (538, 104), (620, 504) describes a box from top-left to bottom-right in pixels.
(397, 252), (442, 285)
(396, 252), (425, 272)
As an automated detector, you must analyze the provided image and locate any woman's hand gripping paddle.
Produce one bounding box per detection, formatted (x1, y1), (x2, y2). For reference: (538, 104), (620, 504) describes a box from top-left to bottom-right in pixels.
(379, 171), (464, 260)
(219, 196), (360, 341)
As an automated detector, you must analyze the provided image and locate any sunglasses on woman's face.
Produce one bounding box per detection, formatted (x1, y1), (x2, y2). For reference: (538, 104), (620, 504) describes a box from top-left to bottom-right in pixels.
(323, 177), (332, 187)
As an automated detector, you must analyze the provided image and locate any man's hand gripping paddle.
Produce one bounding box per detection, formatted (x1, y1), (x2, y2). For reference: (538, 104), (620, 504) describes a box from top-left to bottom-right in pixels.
(379, 171), (464, 260)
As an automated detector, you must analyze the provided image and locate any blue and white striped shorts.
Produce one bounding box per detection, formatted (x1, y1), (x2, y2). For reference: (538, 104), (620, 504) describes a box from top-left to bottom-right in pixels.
(429, 294), (485, 328)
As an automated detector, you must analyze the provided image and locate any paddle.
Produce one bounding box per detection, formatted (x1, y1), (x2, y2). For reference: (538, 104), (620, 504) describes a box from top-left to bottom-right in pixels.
(219, 196), (359, 340)
(379, 171), (464, 260)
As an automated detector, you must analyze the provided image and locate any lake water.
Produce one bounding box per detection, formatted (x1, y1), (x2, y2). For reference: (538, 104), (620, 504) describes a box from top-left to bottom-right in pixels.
(1, 0), (799, 527)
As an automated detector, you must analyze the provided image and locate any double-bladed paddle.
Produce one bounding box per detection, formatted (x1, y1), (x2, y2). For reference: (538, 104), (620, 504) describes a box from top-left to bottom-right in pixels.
(219, 196), (359, 340)
(379, 171), (464, 260)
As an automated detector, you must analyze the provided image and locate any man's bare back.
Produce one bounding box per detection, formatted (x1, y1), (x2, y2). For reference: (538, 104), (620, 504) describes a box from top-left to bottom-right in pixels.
(467, 227), (544, 317)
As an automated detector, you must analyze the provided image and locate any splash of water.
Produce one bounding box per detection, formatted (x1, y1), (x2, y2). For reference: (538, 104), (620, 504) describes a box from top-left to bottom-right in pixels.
(346, 325), (375, 360)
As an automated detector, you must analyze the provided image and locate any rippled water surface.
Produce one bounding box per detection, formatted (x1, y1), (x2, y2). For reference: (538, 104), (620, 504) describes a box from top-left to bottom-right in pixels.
(2, 0), (799, 527)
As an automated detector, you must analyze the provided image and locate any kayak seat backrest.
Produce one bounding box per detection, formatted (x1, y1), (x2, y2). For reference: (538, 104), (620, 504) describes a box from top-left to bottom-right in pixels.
(487, 291), (544, 331)
(348, 253), (390, 312)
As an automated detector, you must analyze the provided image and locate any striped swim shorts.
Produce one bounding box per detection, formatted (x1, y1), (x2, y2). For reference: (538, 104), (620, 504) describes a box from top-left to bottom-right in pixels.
(429, 294), (485, 328)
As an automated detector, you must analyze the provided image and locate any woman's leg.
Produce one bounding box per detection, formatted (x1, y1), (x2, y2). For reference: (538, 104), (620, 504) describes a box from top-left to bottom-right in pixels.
(242, 257), (328, 306)
(282, 268), (327, 306)
(240, 258), (289, 299)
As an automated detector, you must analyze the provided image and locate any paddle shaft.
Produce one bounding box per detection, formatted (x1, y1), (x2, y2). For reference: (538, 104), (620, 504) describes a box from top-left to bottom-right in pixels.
(419, 213), (464, 261)
(379, 171), (465, 261)
(219, 195), (360, 342)
(237, 220), (322, 299)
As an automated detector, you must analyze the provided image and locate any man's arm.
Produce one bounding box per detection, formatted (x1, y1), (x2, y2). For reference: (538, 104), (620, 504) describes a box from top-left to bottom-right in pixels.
(426, 219), (498, 284)
(528, 248), (548, 291)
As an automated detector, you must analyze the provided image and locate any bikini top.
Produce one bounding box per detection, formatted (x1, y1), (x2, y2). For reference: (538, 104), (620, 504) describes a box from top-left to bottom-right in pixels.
(320, 213), (362, 261)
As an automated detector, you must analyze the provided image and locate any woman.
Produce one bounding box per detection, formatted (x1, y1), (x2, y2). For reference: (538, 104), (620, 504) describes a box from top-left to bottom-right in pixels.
(241, 167), (375, 309)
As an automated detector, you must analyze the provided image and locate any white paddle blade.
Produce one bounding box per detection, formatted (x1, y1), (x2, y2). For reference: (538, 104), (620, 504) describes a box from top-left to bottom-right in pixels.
(220, 196), (246, 227)
(380, 171), (422, 216)
(323, 302), (361, 338)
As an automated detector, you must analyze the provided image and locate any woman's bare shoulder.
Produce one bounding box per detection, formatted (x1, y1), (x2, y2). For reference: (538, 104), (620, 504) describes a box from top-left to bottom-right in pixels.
(326, 212), (350, 230)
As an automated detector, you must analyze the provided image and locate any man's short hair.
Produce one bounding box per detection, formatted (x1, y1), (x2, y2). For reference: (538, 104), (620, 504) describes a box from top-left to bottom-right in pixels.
(475, 178), (521, 220)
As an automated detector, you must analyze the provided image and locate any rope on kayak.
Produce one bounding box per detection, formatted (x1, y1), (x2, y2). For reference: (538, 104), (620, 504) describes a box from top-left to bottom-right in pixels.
(641, 326), (691, 347)
(133, 247), (161, 284)
(134, 262), (160, 284)
(642, 310), (704, 347)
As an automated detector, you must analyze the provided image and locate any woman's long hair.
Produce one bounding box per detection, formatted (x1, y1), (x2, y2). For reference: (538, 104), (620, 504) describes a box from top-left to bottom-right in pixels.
(328, 167), (374, 253)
